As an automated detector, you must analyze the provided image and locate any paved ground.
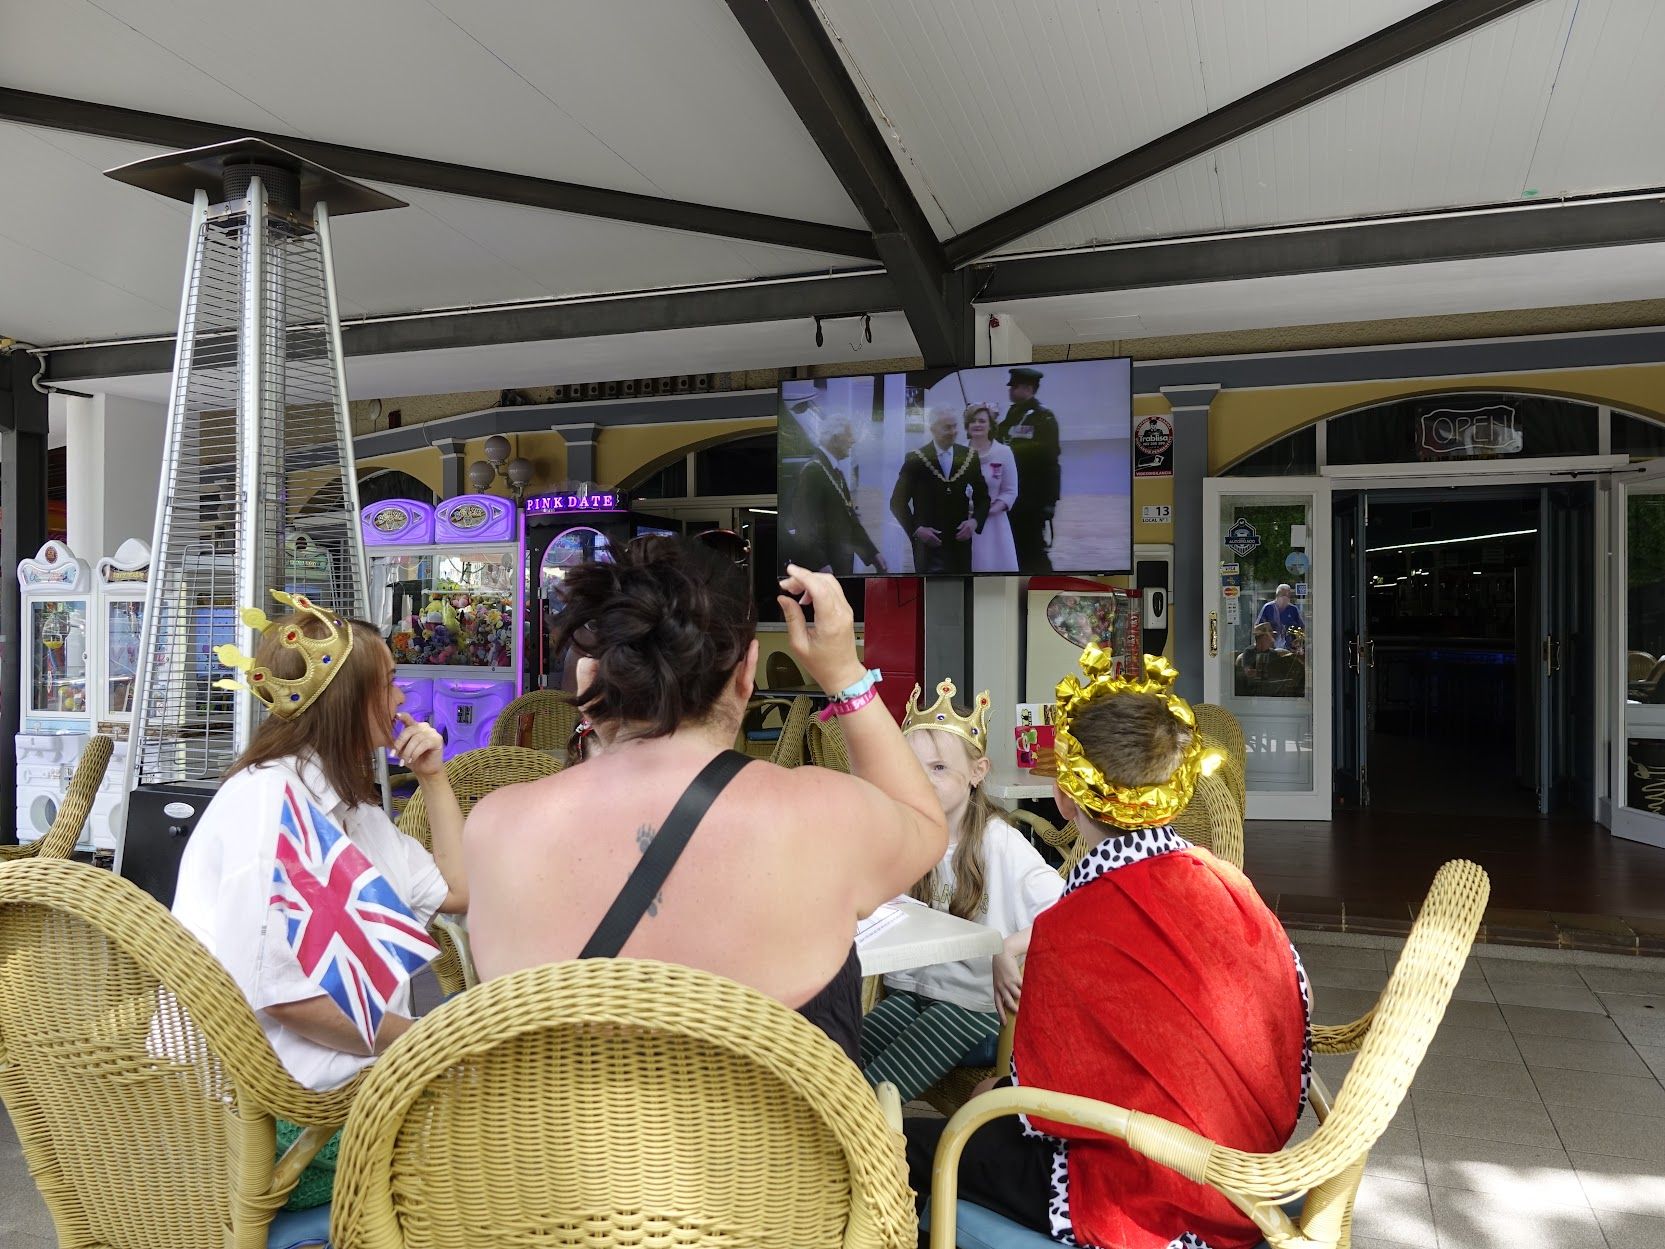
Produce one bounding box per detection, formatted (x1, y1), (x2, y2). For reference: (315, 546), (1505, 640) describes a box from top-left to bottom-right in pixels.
(3, 939), (1663, 1248)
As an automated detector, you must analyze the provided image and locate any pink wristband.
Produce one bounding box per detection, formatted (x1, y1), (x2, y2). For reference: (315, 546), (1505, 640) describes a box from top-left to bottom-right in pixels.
(818, 687), (879, 722)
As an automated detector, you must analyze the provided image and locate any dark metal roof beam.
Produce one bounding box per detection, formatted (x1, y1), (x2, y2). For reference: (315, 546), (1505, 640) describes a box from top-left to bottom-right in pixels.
(977, 194), (1665, 300)
(945, 0), (1540, 265)
(725, 0), (969, 366)
(44, 271), (900, 383)
(0, 86), (879, 260)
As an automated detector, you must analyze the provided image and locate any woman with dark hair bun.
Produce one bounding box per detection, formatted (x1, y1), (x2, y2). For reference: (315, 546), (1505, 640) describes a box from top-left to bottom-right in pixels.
(465, 538), (947, 1060)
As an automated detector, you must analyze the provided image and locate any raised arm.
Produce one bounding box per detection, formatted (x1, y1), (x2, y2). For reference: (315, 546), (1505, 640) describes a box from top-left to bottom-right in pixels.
(779, 565), (948, 909)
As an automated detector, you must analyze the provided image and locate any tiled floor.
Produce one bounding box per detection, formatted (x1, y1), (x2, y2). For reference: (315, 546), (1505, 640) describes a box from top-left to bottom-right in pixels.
(3, 942), (1664, 1248)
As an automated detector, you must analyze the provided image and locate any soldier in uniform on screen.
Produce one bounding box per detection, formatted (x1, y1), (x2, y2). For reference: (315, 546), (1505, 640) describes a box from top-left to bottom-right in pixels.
(889, 408), (990, 575)
(785, 411), (888, 575)
(996, 366), (1061, 572)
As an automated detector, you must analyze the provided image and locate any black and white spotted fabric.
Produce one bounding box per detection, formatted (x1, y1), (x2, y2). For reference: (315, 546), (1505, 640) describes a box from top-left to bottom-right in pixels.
(1012, 824), (1313, 1249)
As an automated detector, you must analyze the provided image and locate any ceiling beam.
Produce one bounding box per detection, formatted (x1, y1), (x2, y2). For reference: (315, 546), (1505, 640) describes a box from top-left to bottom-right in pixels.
(977, 194), (1665, 300)
(944, 0), (1540, 265)
(725, 0), (970, 366)
(44, 270), (901, 383)
(0, 86), (879, 260)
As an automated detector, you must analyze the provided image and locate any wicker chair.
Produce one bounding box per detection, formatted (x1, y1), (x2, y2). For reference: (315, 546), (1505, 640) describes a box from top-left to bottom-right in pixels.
(488, 688), (583, 756)
(1194, 703), (1247, 814)
(807, 712), (852, 773)
(0, 859), (359, 1249)
(925, 859), (1491, 1249)
(769, 695), (815, 769)
(1173, 770), (1245, 869)
(398, 745), (560, 995)
(0, 734), (114, 862)
(330, 958), (917, 1249)
(738, 696), (799, 760)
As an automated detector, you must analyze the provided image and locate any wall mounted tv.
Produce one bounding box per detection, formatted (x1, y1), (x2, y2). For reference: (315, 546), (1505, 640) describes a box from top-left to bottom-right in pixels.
(777, 358), (1132, 577)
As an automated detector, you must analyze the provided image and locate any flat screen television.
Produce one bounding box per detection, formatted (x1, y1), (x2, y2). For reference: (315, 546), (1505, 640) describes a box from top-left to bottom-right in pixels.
(776, 359), (1132, 577)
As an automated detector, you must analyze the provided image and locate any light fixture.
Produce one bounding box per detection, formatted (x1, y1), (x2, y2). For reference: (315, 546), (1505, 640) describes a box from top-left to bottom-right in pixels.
(469, 434), (535, 503)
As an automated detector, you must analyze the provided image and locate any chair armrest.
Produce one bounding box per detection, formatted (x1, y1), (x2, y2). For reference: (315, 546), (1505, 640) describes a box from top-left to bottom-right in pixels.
(0, 843), (40, 862)
(875, 1081), (903, 1134)
(270, 1123), (338, 1198)
(431, 915), (478, 991)
(1312, 1006), (1376, 1054)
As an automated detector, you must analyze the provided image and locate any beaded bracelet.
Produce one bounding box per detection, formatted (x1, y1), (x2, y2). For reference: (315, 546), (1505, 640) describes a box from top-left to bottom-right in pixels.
(818, 687), (880, 722)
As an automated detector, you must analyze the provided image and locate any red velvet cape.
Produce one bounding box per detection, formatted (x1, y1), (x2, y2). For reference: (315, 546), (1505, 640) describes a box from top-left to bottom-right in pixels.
(1013, 847), (1305, 1249)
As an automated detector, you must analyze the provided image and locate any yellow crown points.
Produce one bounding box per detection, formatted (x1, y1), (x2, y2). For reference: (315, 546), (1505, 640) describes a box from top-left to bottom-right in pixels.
(215, 589), (355, 719)
(1051, 650), (1208, 829)
(901, 677), (993, 755)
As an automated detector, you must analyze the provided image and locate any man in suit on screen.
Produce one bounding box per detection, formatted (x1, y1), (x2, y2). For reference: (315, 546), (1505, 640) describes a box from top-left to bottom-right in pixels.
(889, 408), (990, 575)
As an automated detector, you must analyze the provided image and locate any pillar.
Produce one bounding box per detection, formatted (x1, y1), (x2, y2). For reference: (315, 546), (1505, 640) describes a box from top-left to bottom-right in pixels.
(552, 423), (599, 486)
(1159, 384), (1221, 705)
(64, 394), (167, 557)
(2, 354), (50, 842)
(433, 438), (467, 499)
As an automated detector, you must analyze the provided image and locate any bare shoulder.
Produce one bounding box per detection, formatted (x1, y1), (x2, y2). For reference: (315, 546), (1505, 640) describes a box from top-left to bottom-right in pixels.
(464, 769), (571, 841)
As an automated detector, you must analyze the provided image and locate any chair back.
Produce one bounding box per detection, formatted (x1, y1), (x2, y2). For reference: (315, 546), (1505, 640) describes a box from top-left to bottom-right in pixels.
(487, 689), (583, 756)
(4, 734), (114, 861)
(331, 959), (916, 1249)
(770, 695), (815, 769)
(1628, 650), (1657, 682)
(1193, 704), (1247, 814)
(398, 746), (560, 995)
(807, 713), (852, 773)
(767, 649), (808, 690)
(1202, 859), (1490, 1246)
(738, 696), (797, 760)
(1173, 770), (1244, 868)
(0, 859), (356, 1249)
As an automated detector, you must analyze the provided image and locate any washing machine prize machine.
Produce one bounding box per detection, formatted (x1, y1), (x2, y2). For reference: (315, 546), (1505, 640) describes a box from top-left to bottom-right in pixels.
(362, 494), (521, 769)
(16, 541), (94, 845)
(87, 539), (152, 855)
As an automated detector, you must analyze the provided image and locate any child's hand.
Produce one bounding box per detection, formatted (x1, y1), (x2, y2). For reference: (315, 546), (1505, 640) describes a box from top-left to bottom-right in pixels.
(993, 950), (1024, 1019)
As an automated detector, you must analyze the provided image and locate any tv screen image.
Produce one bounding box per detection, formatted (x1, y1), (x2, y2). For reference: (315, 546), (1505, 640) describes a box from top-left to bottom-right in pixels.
(777, 359), (1132, 577)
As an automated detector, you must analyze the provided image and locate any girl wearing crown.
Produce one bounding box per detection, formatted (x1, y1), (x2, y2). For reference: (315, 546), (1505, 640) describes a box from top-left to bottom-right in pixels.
(173, 593), (469, 1208)
(859, 679), (1063, 1104)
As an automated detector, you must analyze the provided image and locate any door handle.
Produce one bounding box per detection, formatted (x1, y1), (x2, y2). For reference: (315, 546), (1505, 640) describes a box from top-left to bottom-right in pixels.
(1365, 638), (1376, 669)
(1209, 613), (1219, 658)
(1345, 635), (1357, 674)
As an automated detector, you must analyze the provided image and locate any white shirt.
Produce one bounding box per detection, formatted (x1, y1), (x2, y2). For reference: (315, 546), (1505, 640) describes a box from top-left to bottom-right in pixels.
(172, 755), (447, 1090)
(885, 816), (1064, 1013)
(938, 446), (955, 477)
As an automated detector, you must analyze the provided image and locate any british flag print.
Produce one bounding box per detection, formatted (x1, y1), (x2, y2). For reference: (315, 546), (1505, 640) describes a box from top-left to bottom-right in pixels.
(270, 783), (440, 1052)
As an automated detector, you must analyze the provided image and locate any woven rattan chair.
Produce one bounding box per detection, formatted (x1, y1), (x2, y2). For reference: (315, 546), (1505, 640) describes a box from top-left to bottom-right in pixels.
(398, 745), (560, 995)
(0, 734), (113, 862)
(807, 712), (852, 773)
(488, 688), (583, 756)
(331, 958), (917, 1249)
(738, 696), (798, 760)
(1173, 770), (1245, 869)
(769, 695), (814, 769)
(926, 859), (1491, 1249)
(0, 858), (359, 1249)
(1194, 703), (1247, 814)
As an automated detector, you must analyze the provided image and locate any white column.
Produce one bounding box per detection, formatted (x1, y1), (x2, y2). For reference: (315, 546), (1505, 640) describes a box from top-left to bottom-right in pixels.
(61, 394), (103, 560)
(61, 394), (167, 561)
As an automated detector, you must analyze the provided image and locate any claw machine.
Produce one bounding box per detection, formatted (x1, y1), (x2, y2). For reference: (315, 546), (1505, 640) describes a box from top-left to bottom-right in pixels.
(87, 539), (151, 854)
(362, 494), (521, 758)
(16, 541), (94, 845)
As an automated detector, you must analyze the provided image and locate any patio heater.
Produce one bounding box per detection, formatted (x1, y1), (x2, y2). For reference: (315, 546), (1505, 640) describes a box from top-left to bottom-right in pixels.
(103, 139), (404, 901)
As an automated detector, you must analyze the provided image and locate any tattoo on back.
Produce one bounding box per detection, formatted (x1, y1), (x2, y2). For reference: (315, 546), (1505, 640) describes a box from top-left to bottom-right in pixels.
(635, 823), (664, 917)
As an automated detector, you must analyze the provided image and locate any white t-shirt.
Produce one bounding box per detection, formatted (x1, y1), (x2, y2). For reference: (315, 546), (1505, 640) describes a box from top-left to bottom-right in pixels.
(884, 815), (1064, 1013)
(172, 755), (448, 1091)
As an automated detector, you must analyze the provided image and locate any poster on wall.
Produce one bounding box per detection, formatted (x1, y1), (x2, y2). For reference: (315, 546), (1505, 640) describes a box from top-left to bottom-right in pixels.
(1133, 414), (1174, 478)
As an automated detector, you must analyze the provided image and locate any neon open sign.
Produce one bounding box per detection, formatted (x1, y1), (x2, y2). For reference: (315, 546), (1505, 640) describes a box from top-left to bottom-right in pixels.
(524, 492), (624, 515)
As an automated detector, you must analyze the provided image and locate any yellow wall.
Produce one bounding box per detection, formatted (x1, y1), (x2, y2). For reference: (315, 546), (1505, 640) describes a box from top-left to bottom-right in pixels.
(600, 416), (775, 487)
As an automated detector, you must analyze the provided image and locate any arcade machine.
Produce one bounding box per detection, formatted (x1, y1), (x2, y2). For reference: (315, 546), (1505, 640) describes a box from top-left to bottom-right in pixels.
(15, 541), (94, 845)
(520, 488), (683, 692)
(361, 494), (521, 758)
(88, 539), (152, 855)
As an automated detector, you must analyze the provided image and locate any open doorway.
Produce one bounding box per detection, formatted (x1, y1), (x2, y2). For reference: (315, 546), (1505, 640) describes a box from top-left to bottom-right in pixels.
(1334, 484), (1594, 818)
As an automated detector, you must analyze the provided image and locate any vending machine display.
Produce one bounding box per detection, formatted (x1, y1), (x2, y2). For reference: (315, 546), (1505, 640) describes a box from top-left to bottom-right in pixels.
(16, 541), (94, 846)
(88, 539), (152, 854)
(362, 495), (521, 757)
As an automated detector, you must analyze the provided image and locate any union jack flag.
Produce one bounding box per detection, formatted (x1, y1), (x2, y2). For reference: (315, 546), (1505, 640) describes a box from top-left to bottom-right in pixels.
(270, 783), (440, 1052)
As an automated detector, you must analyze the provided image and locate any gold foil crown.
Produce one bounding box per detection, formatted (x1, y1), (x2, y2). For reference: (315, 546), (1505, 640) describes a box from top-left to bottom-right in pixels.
(213, 590), (355, 718)
(901, 677), (992, 756)
(1051, 648), (1219, 829)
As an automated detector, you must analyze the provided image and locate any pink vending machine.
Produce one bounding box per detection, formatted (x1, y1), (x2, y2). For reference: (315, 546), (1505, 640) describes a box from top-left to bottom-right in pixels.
(363, 495), (521, 759)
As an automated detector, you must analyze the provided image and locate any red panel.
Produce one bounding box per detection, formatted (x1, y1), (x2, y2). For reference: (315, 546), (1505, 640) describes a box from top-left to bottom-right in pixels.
(863, 578), (923, 721)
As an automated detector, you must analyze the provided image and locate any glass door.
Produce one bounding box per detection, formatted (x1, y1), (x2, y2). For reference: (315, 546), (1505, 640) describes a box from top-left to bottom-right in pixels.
(1613, 461), (1665, 845)
(1333, 492), (1369, 807)
(1539, 484), (1596, 815)
(1203, 477), (1333, 819)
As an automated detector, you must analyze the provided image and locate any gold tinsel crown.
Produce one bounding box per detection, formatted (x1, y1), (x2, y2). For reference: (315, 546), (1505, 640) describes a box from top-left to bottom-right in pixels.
(901, 677), (992, 757)
(213, 590), (355, 718)
(1051, 648), (1220, 829)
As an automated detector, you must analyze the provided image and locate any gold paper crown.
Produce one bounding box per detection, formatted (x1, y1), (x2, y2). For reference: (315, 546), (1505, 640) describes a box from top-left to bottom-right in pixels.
(213, 590), (355, 718)
(901, 678), (992, 756)
(1051, 648), (1220, 829)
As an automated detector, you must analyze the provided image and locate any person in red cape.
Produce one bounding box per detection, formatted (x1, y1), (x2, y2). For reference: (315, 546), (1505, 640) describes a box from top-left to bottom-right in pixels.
(905, 652), (1311, 1249)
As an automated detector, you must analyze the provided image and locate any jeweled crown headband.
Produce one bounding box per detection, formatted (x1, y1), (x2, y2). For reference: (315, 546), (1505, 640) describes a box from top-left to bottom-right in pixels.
(214, 590), (354, 718)
(901, 677), (992, 757)
(1051, 648), (1219, 828)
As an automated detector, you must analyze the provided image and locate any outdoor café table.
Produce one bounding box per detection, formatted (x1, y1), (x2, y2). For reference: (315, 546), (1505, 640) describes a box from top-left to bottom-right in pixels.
(856, 899), (1004, 978)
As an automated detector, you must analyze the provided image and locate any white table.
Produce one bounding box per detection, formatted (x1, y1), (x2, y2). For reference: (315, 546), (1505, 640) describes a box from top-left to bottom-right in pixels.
(857, 903), (1004, 977)
(985, 775), (1057, 801)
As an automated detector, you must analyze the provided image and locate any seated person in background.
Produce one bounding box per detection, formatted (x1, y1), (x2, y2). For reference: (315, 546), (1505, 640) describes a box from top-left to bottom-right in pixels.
(464, 542), (947, 1062)
(1235, 621), (1279, 693)
(906, 651), (1310, 1249)
(859, 680), (1062, 1102)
